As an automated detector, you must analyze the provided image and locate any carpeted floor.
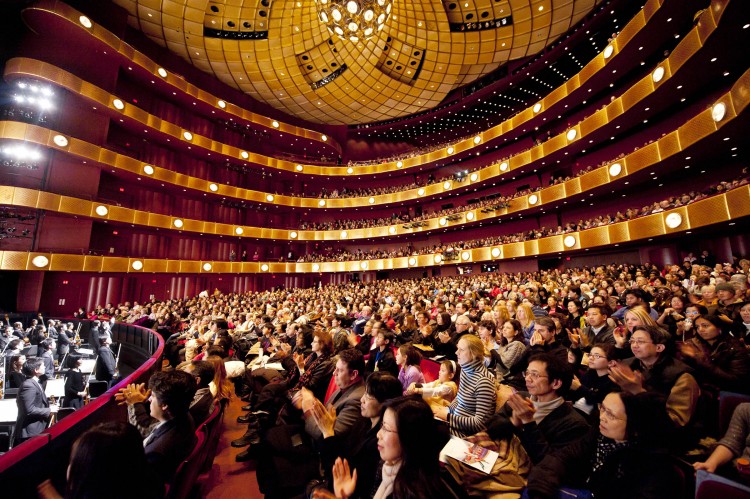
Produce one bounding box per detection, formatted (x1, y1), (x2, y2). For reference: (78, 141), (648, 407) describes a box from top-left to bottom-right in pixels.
(200, 395), (264, 498)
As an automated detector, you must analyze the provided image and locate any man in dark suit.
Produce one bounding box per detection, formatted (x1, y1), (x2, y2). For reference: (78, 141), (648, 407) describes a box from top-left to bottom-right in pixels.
(39, 338), (56, 386)
(96, 336), (116, 386)
(88, 320), (101, 353)
(13, 357), (59, 446)
(121, 370), (197, 483)
(57, 324), (71, 358)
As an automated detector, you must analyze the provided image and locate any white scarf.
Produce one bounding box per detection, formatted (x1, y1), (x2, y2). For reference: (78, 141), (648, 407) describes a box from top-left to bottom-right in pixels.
(374, 460), (401, 499)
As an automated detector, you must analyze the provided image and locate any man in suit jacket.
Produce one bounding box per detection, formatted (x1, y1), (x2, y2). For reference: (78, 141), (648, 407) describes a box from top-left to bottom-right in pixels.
(57, 325), (71, 358)
(88, 320), (101, 353)
(569, 305), (616, 351)
(121, 370), (197, 483)
(13, 358), (59, 446)
(96, 336), (116, 386)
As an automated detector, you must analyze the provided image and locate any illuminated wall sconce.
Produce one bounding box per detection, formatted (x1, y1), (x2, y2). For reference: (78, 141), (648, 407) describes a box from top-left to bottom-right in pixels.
(408, 257), (416, 266)
(183, 131), (193, 141)
(603, 45), (614, 59)
(388, 226), (396, 234)
(296, 165), (304, 171)
(266, 194), (275, 202)
(712, 102), (726, 122)
(290, 231), (298, 238)
(466, 212), (475, 221)
(321, 135), (328, 142)
(240, 151), (249, 159)
(312, 263), (320, 271)
(347, 167), (354, 174)
(528, 194), (539, 205)
(272, 121), (279, 128)
(491, 247), (501, 258)
(261, 263), (270, 272)
(132, 260), (144, 270)
(318, 199), (326, 207)
(665, 212), (683, 229)
(95, 205), (109, 216)
(652, 66), (665, 83)
(470, 172), (478, 182)
(112, 99), (125, 110)
(173, 219), (184, 228)
(157, 68), (168, 78)
(53, 134), (68, 147)
(360, 261), (368, 270)
(396, 161), (403, 168)
(608, 163), (622, 176)
(203, 263), (212, 271)
(143, 165), (155, 175)
(439, 217), (447, 226)
(566, 129), (577, 141)
(533, 103), (542, 113)
(79, 15), (92, 28)
(235, 227), (244, 235)
(217, 100), (226, 109)
(369, 197), (375, 204)
(500, 162), (509, 171)
(447, 146), (454, 154)
(209, 183), (219, 192)
(31, 255), (49, 268)
(473, 135), (481, 144)
(340, 230), (348, 238)
(461, 251), (471, 261)
(434, 254), (443, 264)
(417, 188), (425, 196)
(563, 235), (577, 248)
(443, 181), (451, 190)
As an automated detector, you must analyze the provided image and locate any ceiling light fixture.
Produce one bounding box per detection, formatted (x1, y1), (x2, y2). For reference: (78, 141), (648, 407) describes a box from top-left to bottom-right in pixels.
(316, 0), (393, 42)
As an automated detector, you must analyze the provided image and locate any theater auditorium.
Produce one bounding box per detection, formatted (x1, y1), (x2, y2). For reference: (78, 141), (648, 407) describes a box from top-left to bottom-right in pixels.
(0, 0), (749, 497)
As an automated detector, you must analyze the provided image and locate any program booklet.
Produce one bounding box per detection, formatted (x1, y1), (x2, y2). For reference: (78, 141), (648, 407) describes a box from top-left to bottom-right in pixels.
(440, 436), (500, 474)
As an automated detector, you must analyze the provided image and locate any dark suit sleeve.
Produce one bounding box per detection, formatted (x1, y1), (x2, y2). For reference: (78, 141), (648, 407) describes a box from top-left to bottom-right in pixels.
(20, 382), (50, 419)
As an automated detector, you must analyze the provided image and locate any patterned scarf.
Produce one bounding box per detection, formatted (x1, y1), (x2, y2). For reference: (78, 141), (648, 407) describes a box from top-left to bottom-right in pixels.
(590, 434), (631, 477)
(294, 352), (330, 390)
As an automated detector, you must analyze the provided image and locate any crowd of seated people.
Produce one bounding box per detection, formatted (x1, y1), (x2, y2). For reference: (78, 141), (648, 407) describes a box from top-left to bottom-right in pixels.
(296, 175), (749, 263)
(63, 256), (750, 497)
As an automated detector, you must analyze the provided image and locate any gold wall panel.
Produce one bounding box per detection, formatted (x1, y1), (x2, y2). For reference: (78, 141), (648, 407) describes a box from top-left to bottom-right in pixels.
(657, 131), (681, 160)
(725, 187), (750, 219)
(12, 188), (40, 209)
(579, 168), (608, 191)
(686, 195), (729, 228)
(503, 242), (524, 259)
(0, 186), (14, 205)
(2, 251), (29, 270)
(36, 192), (61, 212)
(730, 71), (750, 113)
(619, 78), (652, 113)
(523, 240), (539, 256)
(83, 256), (103, 272)
(563, 177), (581, 196)
(670, 29), (702, 74)
(677, 109), (717, 149)
(49, 254), (85, 271)
(579, 226), (610, 247)
(607, 222), (629, 244)
(537, 237), (563, 254)
(107, 206), (136, 224)
(627, 213), (664, 241)
(144, 259), (169, 273)
(179, 261), (201, 273)
(626, 143), (659, 174)
(579, 107), (607, 136)
(105, 257), (131, 273)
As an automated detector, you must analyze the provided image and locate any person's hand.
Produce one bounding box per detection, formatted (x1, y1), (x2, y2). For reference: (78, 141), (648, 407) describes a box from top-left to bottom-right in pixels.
(529, 331), (544, 346)
(438, 331), (451, 344)
(37, 479), (63, 499)
(507, 393), (535, 426)
(293, 352), (305, 369)
(311, 489), (337, 499)
(613, 325), (628, 348)
(432, 405), (449, 421)
(567, 328), (581, 347)
(331, 457), (357, 499)
(663, 308), (675, 316)
(570, 375), (581, 391)
(405, 382), (417, 395)
(693, 461), (717, 473)
(116, 383), (150, 405)
(608, 362), (645, 394)
(312, 399), (337, 438)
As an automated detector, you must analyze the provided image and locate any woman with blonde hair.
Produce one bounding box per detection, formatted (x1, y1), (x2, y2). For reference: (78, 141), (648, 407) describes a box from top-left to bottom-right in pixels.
(206, 354), (233, 402)
(516, 303), (536, 344)
(506, 300), (518, 320)
(492, 304), (511, 331)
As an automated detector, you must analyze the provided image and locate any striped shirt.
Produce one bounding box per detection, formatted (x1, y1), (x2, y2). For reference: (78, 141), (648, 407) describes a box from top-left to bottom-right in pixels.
(448, 359), (497, 437)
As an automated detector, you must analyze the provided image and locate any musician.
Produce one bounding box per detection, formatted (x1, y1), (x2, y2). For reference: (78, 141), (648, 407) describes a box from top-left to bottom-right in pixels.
(63, 355), (86, 409)
(96, 336), (117, 387)
(12, 321), (25, 339)
(0, 325), (13, 351)
(13, 357), (59, 446)
(7, 354), (26, 389)
(39, 339), (56, 381)
(88, 320), (102, 353)
(57, 324), (71, 358)
(46, 320), (58, 340)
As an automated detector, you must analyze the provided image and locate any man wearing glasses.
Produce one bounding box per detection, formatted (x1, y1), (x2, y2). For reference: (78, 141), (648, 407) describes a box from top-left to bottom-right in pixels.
(609, 324), (700, 431)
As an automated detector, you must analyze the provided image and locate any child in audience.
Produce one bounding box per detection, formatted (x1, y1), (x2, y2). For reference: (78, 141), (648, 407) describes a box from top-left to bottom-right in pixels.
(406, 359), (457, 408)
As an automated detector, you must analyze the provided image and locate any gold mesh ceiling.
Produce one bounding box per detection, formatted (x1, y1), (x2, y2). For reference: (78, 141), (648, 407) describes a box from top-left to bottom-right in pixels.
(113, 0), (600, 125)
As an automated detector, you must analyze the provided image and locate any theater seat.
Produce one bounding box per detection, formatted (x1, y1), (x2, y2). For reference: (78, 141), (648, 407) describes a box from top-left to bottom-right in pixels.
(197, 404), (223, 474)
(695, 470), (750, 499)
(87, 380), (109, 398)
(421, 358), (441, 383)
(166, 431), (205, 499)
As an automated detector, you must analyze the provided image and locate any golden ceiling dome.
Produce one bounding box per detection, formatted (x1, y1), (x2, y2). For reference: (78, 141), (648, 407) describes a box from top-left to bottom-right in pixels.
(114, 0), (600, 125)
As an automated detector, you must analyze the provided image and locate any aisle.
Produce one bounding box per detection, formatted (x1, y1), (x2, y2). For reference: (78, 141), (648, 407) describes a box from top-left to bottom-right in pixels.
(201, 395), (264, 498)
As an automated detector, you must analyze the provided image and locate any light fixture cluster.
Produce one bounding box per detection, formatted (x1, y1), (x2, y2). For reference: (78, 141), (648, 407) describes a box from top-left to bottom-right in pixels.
(316, 0), (392, 42)
(12, 81), (54, 111)
(1, 143), (43, 162)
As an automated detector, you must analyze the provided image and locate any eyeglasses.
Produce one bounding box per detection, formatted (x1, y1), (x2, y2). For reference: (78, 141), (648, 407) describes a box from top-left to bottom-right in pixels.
(589, 353), (607, 360)
(598, 404), (624, 421)
(380, 423), (398, 433)
(522, 371), (548, 379)
(628, 339), (653, 346)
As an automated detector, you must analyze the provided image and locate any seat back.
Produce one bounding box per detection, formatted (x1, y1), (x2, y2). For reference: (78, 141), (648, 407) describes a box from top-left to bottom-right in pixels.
(166, 431), (205, 499)
(198, 404), (223, 474)
(719, 391), (750, 435)
(421, 358), (441, 383)
(56, 408), (76, 421)
(696, 470), (750, 499)
(323, 374), (338, 405)
(87, 380), (109, 398)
